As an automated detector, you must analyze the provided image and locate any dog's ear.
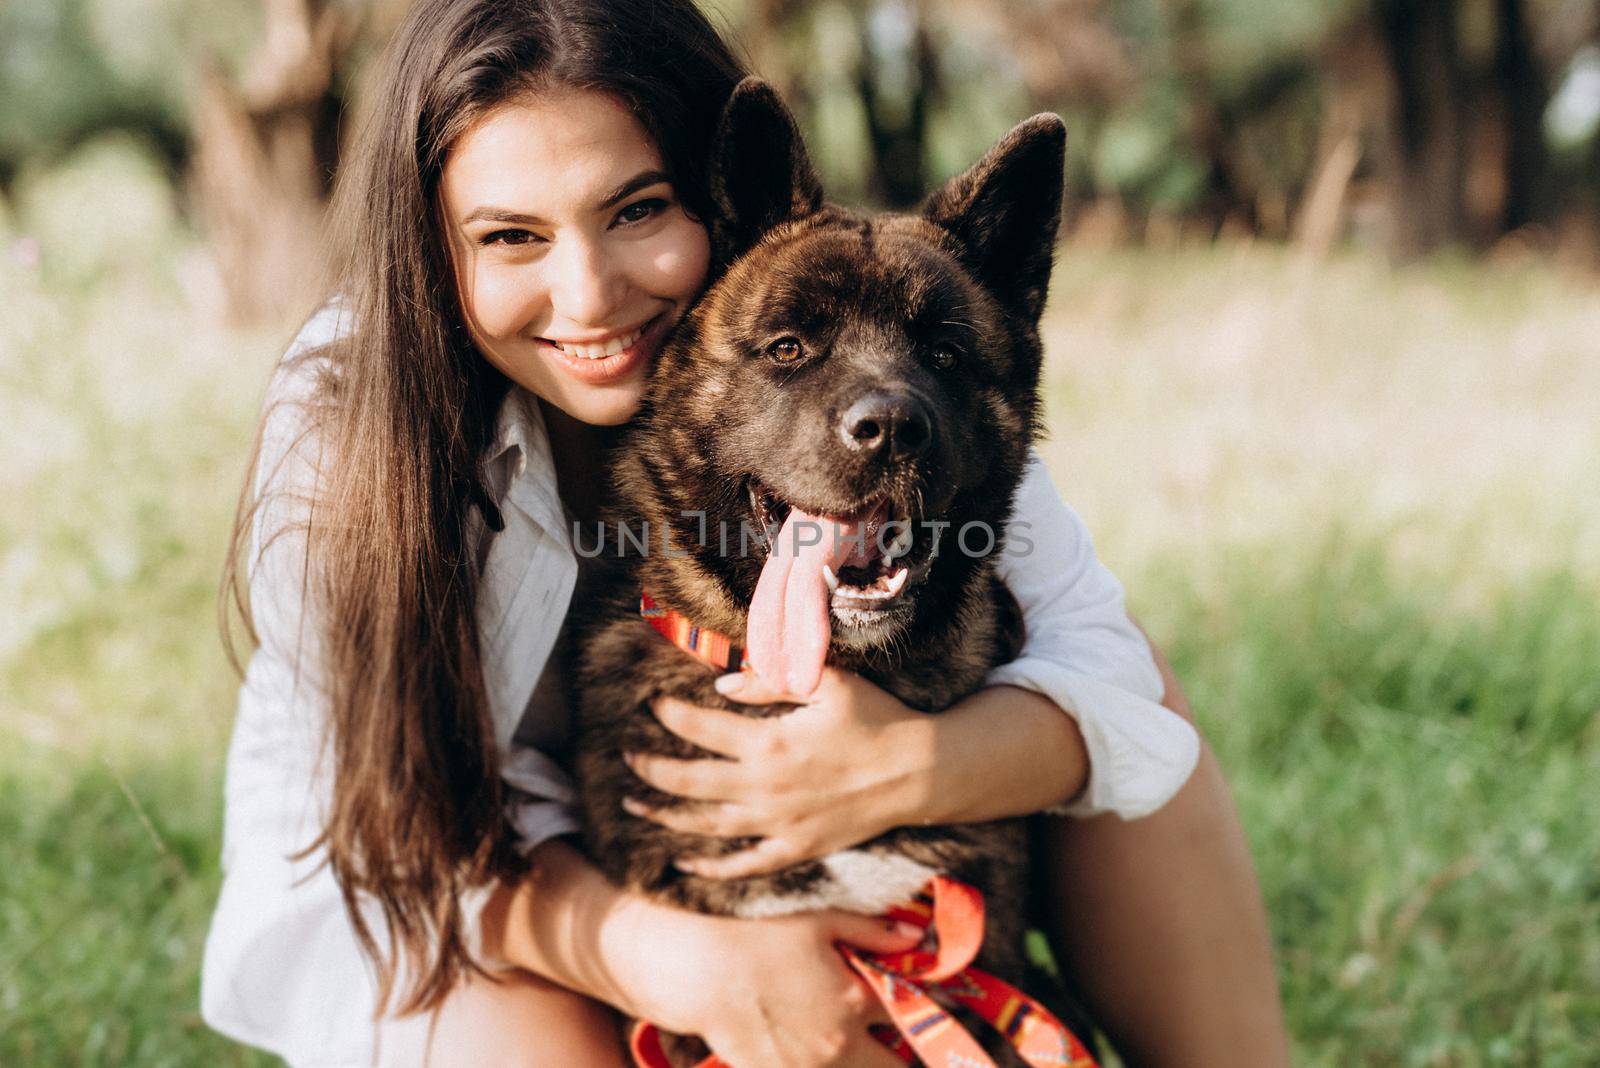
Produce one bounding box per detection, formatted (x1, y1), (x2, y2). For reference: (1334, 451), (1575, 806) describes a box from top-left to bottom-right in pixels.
(709, 77), (823, 260)
(922, 115), (1066, 325)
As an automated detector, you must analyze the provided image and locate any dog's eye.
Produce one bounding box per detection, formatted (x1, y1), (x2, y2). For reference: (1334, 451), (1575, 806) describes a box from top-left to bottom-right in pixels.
(766, 337), (805, 363)
(930, 344), (961, 370)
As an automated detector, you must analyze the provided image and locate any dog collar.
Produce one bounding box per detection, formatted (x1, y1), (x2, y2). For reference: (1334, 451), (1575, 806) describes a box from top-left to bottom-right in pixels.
(639, 591), (752, 673)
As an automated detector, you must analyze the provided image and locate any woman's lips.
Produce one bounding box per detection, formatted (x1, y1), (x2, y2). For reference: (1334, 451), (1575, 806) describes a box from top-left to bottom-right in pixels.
(538, 313), (669, 386)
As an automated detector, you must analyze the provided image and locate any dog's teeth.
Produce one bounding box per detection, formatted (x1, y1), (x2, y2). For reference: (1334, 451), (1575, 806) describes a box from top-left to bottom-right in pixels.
(884, 567), (909, 595)
(823, 564), (839, 594)
(886, 525), (913, 559)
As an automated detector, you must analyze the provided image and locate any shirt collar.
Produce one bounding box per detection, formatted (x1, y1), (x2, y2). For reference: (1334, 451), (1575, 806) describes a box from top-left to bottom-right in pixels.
(483, 386), (570, 545)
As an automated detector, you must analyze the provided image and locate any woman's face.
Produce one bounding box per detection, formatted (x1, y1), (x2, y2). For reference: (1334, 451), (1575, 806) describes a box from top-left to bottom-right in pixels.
(439, 90), (712, 426)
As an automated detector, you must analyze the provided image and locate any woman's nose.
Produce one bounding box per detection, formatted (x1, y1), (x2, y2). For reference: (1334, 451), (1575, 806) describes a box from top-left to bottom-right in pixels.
(548, 235), (628, 328)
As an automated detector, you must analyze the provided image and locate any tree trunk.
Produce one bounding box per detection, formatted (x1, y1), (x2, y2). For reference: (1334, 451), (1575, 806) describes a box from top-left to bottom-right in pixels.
(1374, 0), (1467, 257)
(1493, 0), (1549, 232)
(189, 0), (355, 325)
(855, 0), (936, 209)
(1165, 0), (1259, 233)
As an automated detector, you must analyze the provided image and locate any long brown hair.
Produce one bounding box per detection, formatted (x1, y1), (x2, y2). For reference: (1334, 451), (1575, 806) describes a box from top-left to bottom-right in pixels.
(222, 0), (745, 1013)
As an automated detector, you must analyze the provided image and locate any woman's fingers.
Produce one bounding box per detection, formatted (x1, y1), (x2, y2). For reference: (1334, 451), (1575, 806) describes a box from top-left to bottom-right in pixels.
(649, 695), (759, 758)
(623, 750), (746, 801)
(854, 1037), (914, 1067)
(673, 835), (813, 880)
(620, 797), (764, 839)
(824, 910), (926, 957)
(711, 669), (806, 706)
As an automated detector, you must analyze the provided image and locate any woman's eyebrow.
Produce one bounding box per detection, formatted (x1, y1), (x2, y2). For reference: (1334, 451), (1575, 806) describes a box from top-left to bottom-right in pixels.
(596, 169), (671, 210)
(462, 206), (545, 226)
(460, 170), (671, 227)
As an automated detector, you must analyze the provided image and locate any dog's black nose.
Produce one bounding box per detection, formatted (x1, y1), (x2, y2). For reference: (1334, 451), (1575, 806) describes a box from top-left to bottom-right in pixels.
(839, 392), (933, 459)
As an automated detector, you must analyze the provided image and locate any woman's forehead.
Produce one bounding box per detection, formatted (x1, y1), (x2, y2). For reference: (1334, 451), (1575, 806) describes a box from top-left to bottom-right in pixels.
(440, 89), (665, 218)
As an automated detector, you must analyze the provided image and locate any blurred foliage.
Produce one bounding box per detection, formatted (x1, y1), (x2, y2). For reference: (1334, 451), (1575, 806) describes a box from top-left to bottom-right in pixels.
(5, 0), (1599, 267)
(0, 0), (261, 187)
(715, 0), (1600, 255)
(12, 134), (185, 287)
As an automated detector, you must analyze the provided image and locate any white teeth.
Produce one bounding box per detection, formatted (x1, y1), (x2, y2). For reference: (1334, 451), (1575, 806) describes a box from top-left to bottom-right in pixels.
(829, 565), (910, 602)
(886, 525), (913, 559)
(884, 567), (909, 595)
(555, 326), (644, 360)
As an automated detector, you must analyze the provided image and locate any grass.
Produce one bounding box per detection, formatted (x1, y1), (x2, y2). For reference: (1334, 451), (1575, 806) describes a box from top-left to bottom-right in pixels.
(1155, 541), (1600, 1066)
(2, 144), (1597, 1064)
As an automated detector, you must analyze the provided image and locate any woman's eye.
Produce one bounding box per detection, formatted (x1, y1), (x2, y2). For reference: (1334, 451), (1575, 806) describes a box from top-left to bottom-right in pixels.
(766, 336), (804, 363)
(616, 198), (669, 226)
(481, 229), (538, 247)
(930, 343), (961, 370)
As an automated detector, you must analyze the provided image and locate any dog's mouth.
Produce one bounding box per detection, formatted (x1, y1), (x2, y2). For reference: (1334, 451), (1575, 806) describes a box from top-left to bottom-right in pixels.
(745, 480), (934, 610)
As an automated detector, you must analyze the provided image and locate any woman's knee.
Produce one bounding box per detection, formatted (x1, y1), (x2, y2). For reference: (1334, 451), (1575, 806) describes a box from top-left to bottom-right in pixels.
(376, 969), (627, 1067)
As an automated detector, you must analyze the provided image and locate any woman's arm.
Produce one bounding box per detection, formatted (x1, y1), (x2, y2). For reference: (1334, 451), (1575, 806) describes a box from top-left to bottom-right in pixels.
(619, 670), (1087, 878)
(983, 451), (1199, 817)
(478, 837), (918, 1068)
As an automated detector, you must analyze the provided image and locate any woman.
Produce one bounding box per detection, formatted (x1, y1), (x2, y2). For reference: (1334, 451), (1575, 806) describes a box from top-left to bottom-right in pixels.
(201, 0), (1289, 1065)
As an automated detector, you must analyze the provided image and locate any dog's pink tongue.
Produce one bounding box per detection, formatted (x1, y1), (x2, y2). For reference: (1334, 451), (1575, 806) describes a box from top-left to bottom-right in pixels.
(747, 508), (857, 696)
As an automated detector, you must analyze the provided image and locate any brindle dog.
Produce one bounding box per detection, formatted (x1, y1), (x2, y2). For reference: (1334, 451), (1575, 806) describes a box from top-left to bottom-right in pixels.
(566, 78), (1077, 1064)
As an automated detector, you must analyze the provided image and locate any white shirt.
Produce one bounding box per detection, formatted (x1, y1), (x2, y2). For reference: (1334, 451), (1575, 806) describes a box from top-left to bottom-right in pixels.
(200, 303), (1199, 1067)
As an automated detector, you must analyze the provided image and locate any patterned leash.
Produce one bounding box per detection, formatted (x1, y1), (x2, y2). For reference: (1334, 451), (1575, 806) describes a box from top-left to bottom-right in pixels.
(629, 875), (1098, 1068)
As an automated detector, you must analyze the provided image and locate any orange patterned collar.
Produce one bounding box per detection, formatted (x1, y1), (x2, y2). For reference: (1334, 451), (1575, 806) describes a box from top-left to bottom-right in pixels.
(638, 591), (752, 673)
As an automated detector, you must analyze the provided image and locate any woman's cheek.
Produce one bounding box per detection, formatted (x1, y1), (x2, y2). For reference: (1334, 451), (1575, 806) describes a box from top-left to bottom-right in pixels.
(466, 259), (546, 343)
(649, 220), (712, 299)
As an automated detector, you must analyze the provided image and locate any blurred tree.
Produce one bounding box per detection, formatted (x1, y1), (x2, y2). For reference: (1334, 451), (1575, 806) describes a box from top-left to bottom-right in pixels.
(1363, 0), (1468, 256)
(1492, 0), (1550, 231)
(736, 0), (806, 103)
(935, 0), (1138, 226)
(853, 0), (939, 207)
(189, 0), (360, 324)
(1293, 19), (1386, 255)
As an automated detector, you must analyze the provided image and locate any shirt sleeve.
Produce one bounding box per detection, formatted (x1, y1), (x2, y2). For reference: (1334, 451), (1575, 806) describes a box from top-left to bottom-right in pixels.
(987, 451), (1200, 820)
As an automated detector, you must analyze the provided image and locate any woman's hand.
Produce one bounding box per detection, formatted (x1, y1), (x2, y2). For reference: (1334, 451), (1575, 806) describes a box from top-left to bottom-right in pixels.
(621, 668), (932, 880)
(608, 894), (919, 1068)
(623, 673), (1091, 879)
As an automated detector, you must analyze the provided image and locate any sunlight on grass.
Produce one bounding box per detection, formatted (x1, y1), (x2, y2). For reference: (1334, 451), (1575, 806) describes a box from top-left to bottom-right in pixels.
(1041, 245), (1600, 593)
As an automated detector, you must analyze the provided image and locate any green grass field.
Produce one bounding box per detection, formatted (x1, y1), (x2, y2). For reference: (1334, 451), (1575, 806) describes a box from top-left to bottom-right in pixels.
(2, 150), (1597, 1065)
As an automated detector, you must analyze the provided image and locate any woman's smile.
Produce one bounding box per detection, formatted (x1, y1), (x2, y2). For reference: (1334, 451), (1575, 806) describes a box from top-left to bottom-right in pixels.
(534, 310), (672, 385)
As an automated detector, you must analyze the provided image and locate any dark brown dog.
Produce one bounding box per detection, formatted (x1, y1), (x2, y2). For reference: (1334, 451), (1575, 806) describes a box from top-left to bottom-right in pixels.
(566, 78), (1074, 1063)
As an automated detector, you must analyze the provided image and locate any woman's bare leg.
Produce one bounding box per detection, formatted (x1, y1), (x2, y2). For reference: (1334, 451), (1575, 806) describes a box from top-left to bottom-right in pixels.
(375, 968), (629, 1068)
(1032, 639), (1291, 1068)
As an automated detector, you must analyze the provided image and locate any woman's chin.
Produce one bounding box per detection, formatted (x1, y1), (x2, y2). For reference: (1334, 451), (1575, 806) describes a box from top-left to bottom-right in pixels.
(549, 376), (648, 427)
(576, 395), (644, 427)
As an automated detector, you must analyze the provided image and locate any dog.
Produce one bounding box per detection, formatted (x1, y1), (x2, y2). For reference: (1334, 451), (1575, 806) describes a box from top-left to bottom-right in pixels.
(565, 77), (1076, 1064)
